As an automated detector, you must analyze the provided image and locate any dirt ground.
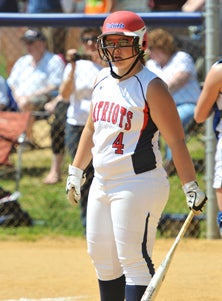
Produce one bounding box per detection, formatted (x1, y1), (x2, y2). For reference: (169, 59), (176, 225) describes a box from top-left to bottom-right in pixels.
(0, 237), (221, 301)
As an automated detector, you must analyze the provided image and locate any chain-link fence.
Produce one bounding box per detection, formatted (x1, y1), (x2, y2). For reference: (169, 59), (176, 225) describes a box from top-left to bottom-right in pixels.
(0, 13), (208, 237)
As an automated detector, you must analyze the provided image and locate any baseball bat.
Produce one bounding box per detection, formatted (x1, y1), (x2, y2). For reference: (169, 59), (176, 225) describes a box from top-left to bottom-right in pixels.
(67, 187), (78, 205)
(141, 210), (195, 301)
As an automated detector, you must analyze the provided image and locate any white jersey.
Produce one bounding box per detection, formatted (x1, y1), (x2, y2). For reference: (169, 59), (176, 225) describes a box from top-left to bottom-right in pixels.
(214, 61), (222, 138)
(91, 66), (163, 181)
(210, 60), (222, 189)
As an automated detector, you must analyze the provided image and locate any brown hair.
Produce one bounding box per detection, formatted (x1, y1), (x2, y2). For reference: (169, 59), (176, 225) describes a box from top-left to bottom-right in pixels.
(148, 28), (177, 56)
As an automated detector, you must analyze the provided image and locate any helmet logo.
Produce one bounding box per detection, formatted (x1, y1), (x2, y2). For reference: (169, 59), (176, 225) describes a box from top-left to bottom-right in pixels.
(106, 23), (125, 29)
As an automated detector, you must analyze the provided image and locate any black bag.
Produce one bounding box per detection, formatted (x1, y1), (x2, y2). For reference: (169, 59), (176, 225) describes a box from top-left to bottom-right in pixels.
(0, 187), (32, 227)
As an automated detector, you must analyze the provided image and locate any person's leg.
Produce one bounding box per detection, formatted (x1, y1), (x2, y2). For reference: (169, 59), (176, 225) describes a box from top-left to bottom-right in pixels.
(43, 153), (64, 184)
(44, 101), (68, 184)
(125, 284), (147, 301)
(111, 169), (169, 301)
(87, 178), (125, 301)
(98, 275), (125, 301)
(65, 123), (84, 159)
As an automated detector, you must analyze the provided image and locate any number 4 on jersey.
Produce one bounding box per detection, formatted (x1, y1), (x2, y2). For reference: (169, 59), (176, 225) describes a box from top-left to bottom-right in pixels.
(112, 132), (124, 154)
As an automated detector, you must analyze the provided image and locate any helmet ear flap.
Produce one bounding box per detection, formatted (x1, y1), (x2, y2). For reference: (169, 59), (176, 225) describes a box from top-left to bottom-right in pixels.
(132, 36), (140, 54)
(97, 36), (110, 62)
(142, 31), (148, 51)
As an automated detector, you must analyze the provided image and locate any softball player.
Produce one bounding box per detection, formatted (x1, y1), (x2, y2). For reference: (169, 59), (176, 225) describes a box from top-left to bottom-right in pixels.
(195, 59), (222, 237)
(66, 11), (207, 301)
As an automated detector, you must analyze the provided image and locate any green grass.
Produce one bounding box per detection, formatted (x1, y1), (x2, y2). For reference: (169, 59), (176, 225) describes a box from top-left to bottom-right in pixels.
(0, 131), (207, 240)
(1, 148), (85, 240)
(0, 54), (8, 78)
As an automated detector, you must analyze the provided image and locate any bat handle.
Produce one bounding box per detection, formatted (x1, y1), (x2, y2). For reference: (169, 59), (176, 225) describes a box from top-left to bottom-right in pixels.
(67, 187), (78, 205)
(141, 210), (195, 301)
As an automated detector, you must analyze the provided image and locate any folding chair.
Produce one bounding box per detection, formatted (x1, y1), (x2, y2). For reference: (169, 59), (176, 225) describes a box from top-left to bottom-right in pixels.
(0, 111), (32, 191)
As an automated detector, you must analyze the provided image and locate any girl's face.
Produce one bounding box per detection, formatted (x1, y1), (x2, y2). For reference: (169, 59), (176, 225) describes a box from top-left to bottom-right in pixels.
(104, 34), (136, 67)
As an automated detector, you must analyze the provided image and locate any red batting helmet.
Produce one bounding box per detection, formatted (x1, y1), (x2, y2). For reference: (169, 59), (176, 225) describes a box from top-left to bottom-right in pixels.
(97, 11), (148, 78)
(99, 10), (148, 51)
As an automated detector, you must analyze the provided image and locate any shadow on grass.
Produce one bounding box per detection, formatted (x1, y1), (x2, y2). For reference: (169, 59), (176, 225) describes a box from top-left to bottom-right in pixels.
(22, 166), (49, 177)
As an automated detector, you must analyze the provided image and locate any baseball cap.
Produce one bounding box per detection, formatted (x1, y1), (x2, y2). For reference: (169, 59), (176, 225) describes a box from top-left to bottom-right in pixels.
(21, 29), (46, 42)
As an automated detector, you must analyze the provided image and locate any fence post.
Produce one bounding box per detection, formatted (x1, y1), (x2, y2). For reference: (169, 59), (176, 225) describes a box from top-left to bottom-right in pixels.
(205, 0), (220, 238)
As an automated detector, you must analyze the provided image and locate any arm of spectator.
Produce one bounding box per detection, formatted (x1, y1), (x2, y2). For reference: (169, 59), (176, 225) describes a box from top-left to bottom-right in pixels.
(107, 0), (116, 12)
(19, 0), (28, 12)
(195, 62), (222, 123)
(44, 94), (64, 114)
(59, 72), (75, 101)
(166, 71), (191, 94)
(59, 49), (77, 101)
(30, 84), (58, 98)
(182, 0), (205, 12)
(10, 83), (58, 112)
(12, 84), (58, 103)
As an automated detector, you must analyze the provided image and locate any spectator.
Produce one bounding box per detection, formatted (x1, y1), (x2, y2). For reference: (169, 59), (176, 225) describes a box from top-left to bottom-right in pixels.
(43, 94), (69, 184)
(62, 27), (104, 230)
(7, 28), (65, 112)
(181, 0), (205, 41)
(44, 28), (104, 232)
(147, 0), (195, 39)
(23, 0), (62, 12)
(21, 0), (67, 56)
(84, 0), (115, 13)
(146, 28), (201, 175)
(0, 0), (19, 12)
(114, 0), (150, 12)
(194, 59), (222, 237)
(181, 0), (205, 12)
(148, 0), (186, 11)
(60, 0), (77, 13)
(182, 0), (205, 79)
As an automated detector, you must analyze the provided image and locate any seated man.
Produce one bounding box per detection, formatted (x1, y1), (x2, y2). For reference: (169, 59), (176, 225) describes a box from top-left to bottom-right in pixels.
(7, 28), (65, 112)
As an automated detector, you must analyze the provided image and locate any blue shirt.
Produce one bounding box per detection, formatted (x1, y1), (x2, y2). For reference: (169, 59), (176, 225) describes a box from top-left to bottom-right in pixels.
(27, 0), (62, 13)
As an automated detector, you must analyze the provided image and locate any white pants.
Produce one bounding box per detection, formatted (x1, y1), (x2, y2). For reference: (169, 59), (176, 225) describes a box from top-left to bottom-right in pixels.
(213, 137), (222, 189)
(86, 168), (169, 286)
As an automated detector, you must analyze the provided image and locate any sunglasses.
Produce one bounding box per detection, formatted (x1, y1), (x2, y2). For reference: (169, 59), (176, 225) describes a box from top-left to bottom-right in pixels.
(23, 40), (36, 45)
(81, 36), (97, 44)
(104, 38), (134, 48)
